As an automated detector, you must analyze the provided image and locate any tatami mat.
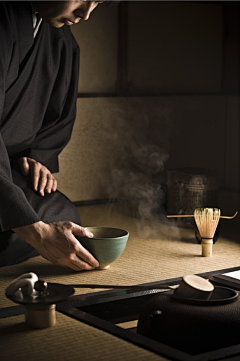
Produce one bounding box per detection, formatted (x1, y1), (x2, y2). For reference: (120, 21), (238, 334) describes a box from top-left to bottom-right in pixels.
(0, 312), (169, 361)
(0, 203), (239, 361)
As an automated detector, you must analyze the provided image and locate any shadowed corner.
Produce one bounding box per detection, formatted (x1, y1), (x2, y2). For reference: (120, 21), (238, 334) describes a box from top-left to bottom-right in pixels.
(0, 320), (28, 337)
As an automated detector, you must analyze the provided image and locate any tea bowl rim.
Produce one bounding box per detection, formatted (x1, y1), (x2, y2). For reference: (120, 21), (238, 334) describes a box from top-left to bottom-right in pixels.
(82, 226), (129, 240)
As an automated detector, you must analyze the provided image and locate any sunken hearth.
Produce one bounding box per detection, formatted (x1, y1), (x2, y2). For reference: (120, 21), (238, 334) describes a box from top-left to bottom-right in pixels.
(58, 266), (240, 361)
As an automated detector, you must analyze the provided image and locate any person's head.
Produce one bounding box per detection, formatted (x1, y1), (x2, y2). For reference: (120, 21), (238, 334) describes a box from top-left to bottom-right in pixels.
(31, 1), (102, 28)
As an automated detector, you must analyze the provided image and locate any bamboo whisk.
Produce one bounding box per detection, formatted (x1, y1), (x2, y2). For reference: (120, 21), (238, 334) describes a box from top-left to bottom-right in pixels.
(194, 208), (221, 257)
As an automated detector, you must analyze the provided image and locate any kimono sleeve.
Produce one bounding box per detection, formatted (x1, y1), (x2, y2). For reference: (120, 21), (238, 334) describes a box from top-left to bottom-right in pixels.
(0, 142), (41, 232)
(0, 3), (40, 232)
(28, 43), (80, 174)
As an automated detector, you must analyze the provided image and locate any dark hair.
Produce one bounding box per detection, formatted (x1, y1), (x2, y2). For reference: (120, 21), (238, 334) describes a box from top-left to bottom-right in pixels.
(100, 1), (120, 6)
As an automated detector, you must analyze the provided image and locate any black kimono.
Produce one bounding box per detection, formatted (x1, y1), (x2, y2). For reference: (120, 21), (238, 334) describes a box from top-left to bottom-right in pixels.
(0, 2), (81, 265)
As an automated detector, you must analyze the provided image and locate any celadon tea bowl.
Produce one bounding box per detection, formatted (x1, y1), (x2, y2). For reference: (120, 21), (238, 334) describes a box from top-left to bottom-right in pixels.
(80, 227), (129, 270)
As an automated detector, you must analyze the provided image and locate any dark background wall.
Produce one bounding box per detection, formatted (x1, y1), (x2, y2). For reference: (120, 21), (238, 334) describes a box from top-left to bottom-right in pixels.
(56, 1), (240, 213)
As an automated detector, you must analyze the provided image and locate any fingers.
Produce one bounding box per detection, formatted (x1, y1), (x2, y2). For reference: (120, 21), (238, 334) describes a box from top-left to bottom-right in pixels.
(32, 162), (43, 193)
(69, 253), (97, 271)
(17, 157), (57, 196)
(44, 174), (57, 194)
(76, 243), (99, 269)
(53, 253), (95, 272)
(38, 171), (52, 196)
(52, 178), (57, 192)
(54, 237), (99, 271)
(14, 221), (98, 272)
(64, 222), (99, 269)
(18, 157), (30, 176)
(70, 223), (94, 238)
(24, 158), (57, 196)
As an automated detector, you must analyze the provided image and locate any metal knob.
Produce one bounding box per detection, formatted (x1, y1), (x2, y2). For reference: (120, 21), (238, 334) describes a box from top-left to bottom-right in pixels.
(149, 310), (162, 330)
(34, 280), (48, 293)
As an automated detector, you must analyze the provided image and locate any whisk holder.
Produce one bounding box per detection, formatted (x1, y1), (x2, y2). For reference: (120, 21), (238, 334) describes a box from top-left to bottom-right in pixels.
(201, 238), (213, 257)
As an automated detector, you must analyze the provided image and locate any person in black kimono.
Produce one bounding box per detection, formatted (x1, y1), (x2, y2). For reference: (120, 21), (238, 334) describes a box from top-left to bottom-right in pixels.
(0, 1), (101, 270)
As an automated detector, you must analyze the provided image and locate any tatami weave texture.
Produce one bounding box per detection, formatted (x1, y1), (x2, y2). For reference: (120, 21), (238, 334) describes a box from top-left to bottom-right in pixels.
(0, 203), (239, 361)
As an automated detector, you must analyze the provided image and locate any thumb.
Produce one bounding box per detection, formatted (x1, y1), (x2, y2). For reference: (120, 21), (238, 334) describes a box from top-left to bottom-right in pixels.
(18, 157), (30, 176)
(70, 223), (94, 238)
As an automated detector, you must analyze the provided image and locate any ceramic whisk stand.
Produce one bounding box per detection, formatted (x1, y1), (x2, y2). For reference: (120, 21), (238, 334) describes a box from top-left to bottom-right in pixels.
(194, 208), (220, 257)
(201, 238), (213, 257)
(167, 208), (238, 257)
(5, 273), (75, 328)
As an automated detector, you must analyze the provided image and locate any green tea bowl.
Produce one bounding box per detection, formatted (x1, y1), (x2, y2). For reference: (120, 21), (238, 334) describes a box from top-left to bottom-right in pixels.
(79, 227), (129, 270)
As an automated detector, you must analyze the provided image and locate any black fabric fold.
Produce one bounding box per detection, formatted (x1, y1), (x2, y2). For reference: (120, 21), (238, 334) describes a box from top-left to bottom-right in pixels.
(0, 1), (80, 236)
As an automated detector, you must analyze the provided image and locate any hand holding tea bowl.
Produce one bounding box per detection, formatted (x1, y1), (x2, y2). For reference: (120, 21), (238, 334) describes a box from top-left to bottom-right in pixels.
(79, 227), (129, 270)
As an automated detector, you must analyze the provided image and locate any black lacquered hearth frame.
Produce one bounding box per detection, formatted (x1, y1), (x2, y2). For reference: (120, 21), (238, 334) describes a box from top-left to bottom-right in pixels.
(57, 266), (240, 361)
(2, 266), (240, 361)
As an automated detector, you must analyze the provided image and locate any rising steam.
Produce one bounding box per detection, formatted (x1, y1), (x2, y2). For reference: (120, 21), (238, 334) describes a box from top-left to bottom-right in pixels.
(104, 98), (170, 222)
